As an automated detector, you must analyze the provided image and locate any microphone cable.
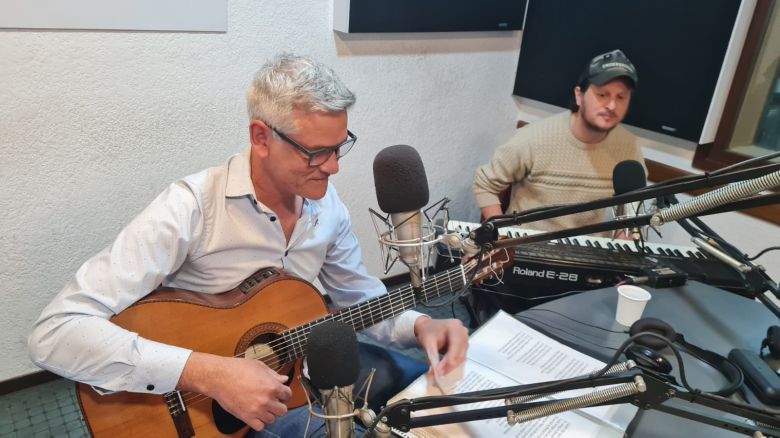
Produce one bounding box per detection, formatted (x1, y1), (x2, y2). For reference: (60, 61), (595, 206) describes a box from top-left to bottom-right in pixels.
(513, 314), (621, 352)
(709, 150), (780, 175)
(747, 246), (780, 261)
(522, 308), (627, 333)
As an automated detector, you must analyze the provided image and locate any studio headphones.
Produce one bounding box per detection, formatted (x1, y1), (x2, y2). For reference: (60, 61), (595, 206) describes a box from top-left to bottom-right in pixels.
(626, 317), (743, 396)
(761, 325), (780, 359)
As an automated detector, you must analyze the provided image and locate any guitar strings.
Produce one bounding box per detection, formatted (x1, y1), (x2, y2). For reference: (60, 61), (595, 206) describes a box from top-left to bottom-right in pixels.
(178, 262), (472, 407)
(177, 257), (489, 409)
(177, 264), (473, 408)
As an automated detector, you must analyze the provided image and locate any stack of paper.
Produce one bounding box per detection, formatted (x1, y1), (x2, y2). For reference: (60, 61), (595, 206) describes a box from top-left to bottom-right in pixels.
(388, 311), (637, 437)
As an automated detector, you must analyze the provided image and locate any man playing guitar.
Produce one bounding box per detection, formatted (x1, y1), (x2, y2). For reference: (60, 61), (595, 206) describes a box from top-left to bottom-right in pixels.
(28, 53), (469, 437)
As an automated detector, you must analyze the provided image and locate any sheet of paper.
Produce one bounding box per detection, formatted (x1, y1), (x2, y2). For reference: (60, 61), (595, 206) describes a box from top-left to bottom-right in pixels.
(388, 311), (637, 437)
(467, 311), (637, 431)
(389, 359), (622, 438)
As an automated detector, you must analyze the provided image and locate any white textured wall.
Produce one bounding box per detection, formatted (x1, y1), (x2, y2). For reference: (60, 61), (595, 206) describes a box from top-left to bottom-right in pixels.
(0, 2), (521, 380)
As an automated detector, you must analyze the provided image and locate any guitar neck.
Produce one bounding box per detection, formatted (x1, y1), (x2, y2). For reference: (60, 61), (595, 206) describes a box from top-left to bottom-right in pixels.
(282, 263), (469, 359)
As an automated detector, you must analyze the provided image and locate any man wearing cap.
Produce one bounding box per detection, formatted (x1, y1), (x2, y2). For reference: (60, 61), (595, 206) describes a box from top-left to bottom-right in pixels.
(473, 49), (645, 232)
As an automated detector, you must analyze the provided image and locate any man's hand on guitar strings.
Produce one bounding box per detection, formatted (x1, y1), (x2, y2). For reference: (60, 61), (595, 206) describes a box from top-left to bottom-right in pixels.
(177, 352), (292, 432)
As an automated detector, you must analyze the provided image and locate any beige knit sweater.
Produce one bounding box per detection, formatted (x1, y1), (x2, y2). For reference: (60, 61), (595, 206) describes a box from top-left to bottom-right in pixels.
(473, 111), (645, 232)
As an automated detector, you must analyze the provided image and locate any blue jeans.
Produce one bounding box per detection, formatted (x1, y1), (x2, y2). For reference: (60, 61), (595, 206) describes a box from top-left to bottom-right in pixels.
(250, 342), (427, 437)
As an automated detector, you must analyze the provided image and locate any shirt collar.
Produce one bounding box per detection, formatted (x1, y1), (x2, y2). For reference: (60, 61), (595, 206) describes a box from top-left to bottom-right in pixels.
(225, 145), (323, 217)
(225, 146), (255, 198)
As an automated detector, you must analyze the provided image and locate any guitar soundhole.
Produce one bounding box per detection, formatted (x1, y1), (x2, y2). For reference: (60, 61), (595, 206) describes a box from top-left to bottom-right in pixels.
(236, 322), (294, 378)
(244, 333), (287, 371)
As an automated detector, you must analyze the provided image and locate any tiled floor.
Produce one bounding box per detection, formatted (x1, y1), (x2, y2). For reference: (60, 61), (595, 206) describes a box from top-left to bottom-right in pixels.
(0, 378), (88, 438)
(0, 295), (474, 437)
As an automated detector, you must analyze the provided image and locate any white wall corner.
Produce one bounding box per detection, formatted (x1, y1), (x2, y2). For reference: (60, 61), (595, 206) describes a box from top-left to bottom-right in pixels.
(333, 0), (350, 33)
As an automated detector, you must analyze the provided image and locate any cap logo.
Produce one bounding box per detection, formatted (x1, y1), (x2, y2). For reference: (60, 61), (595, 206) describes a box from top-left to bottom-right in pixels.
(583, 49), (639, 86)
(600, 61), (635, 73)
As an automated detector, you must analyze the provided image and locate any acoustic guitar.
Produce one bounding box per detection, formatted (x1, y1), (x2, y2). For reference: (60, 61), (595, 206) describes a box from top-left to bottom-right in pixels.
(77, 251), (510, 437)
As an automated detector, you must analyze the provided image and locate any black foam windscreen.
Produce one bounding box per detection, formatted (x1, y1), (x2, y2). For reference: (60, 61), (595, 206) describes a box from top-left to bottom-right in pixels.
(373, 145), (430, 214)
(306, 320), (360, 389)
(612, 160), (647, 195)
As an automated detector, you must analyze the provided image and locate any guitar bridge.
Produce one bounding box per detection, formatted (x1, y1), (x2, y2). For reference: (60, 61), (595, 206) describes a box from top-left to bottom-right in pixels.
(164, 390), (195, 437)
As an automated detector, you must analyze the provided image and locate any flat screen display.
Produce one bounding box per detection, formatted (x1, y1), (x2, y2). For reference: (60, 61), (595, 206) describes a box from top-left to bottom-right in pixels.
(513, 0), (741, 142)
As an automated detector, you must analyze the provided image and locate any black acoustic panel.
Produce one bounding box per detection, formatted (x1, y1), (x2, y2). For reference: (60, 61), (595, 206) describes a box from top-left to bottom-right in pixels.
(346, 0), (527, 33)
(513, 0), (741, 142)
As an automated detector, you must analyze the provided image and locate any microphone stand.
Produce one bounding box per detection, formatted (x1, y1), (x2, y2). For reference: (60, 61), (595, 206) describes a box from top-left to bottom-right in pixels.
(372, 368), (780, 437)
(659, 193), (780, 320)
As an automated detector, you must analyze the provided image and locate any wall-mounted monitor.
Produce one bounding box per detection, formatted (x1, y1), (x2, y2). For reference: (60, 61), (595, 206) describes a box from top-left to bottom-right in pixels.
(513, 0), (749, 143)
(334, 0), (528, 33)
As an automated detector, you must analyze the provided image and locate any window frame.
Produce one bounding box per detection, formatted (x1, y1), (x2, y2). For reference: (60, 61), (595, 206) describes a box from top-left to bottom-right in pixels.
(646, 0), (779, 225)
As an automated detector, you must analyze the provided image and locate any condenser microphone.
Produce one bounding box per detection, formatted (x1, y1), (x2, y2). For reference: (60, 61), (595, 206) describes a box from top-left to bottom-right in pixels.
(373, 145), (430, 288)
(307, 320), (361, 438)
(612, 160), (647, 241)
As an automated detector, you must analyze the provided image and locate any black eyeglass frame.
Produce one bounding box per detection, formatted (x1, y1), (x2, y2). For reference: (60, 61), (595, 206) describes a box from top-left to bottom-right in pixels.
(270, 125), (357, 167)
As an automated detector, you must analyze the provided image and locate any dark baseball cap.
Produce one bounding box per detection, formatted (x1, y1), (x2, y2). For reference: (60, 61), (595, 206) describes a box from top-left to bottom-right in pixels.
(582, 49), (638, 88)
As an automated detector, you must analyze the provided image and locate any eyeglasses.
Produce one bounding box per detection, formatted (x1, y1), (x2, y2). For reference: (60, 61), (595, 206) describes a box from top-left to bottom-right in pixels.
(271, 126), (357, 167)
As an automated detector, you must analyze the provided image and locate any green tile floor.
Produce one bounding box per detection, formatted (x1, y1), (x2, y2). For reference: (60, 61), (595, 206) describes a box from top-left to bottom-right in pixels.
(1, 296), (474, 437)
(1, 378), (88, 438)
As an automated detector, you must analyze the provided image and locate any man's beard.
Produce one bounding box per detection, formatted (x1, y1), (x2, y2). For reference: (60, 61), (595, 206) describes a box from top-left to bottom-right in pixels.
(579, 98), (622, 135)
(582, 110), (618, 134)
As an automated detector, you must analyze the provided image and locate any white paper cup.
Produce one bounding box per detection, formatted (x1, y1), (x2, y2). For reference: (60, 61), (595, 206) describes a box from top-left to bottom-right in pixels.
(615, 285), (652, 326)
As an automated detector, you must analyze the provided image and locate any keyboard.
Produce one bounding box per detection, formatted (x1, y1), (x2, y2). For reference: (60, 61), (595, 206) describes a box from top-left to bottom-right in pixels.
(441, 220), (752, 313)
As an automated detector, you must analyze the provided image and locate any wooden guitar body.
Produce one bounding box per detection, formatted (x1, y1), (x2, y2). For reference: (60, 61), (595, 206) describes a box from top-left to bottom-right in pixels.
(77, 268), (327, 437)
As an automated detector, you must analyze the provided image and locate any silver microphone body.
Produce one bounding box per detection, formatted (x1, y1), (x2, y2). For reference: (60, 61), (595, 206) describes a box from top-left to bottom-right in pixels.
(442, 232), (481, 257)
(390, 211), (423, 288)
(319, 385), (355, 438)
(615, 201), (642, 218)
(613, 201), (644, 241)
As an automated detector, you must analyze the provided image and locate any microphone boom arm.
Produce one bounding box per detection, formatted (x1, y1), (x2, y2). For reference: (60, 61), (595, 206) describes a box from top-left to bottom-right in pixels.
(476, 214), (654, 250)
(375, 369), (780, 437)
(479, 162), (780, 240)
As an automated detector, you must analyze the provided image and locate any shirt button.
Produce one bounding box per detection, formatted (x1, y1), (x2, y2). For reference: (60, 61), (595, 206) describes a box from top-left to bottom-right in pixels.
(146, 384), (155, 391)
(270, 216), (277, 222)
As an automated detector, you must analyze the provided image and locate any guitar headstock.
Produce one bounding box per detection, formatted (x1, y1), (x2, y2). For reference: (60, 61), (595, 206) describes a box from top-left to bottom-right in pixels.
(464, 248), (514, 284)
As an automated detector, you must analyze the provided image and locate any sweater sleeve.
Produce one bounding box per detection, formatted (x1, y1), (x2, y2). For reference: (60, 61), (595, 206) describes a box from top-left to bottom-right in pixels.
(473, 133), (533, 208)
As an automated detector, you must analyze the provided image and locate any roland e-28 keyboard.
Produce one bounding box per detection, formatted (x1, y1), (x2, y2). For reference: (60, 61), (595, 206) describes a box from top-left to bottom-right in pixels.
(442, 220), (752, 312)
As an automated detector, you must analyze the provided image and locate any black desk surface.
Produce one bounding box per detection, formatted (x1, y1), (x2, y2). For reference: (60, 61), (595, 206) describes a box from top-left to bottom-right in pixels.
(515, 281), (779, 437)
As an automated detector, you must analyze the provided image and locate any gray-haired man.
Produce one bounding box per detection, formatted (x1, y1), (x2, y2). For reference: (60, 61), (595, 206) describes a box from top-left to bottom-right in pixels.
(29, 53), (468, 435)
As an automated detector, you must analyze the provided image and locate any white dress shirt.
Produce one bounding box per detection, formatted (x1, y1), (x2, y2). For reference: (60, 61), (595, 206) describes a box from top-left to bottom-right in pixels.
(28, 146), (422, 394)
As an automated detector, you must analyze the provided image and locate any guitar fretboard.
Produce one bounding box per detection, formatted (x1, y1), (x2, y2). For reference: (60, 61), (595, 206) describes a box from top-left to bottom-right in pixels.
(280, 262), (473, 360)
